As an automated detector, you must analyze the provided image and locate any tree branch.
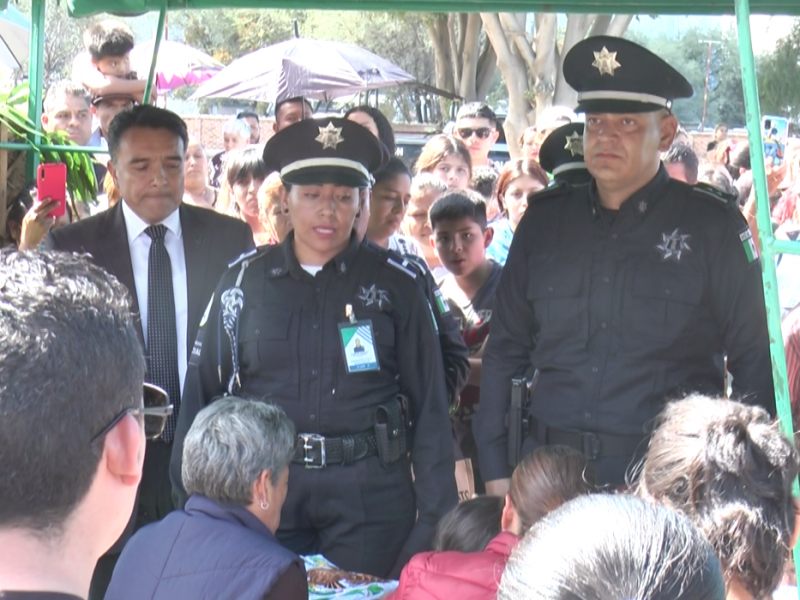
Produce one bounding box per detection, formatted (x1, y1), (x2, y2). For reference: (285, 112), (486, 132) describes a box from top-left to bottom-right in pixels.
(447, 14), (462, 89)
(498, 12), (537, 74)
(458, 13), (483, 100)
(476, 38), (498, 100)
(588, 15), (612, 37)
(607, 14), (634, 37)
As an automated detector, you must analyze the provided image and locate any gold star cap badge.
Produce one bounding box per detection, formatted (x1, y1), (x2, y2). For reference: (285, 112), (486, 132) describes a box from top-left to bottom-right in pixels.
(592, 46), (621, 76)
(315, 122), (345, 150)
(564, 132), (584, 157)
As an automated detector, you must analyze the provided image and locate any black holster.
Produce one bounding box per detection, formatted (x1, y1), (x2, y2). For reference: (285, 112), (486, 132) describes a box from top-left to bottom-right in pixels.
(507, 372), (536, 468)
(374, 395), (409, 467)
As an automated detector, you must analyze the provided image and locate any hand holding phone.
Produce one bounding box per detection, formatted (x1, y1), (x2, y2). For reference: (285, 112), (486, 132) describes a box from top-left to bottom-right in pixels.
(37, 163), (67, 218)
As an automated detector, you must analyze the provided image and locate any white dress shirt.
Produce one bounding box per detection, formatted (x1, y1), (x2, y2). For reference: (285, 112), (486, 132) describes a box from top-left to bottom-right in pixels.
(122, 200), (189, 394)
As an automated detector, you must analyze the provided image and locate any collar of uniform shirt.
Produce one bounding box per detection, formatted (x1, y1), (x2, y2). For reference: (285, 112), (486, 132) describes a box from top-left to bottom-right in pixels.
(588, 163), (670, 220)
(280, 229), (360, 279)
(121, 200), (182, 244)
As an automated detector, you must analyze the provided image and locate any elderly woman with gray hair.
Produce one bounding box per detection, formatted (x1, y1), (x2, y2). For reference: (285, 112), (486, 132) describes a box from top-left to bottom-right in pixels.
(105, 398), (308, 600)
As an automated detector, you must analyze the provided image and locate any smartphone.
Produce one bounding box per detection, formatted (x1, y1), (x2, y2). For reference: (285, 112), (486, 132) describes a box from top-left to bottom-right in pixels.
(762, 115), (789, 167)
(37, 163), (67, 218)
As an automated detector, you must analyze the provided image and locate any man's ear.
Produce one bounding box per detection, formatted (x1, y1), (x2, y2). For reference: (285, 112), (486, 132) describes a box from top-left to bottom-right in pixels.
(501, 493), (517, 534)
(658, 112), (679, 152)
(40, 113), (49, 129)
(102, 413), (144, 487)
(483, 226), (494, 249)
(272, 121), (279, 134)
(491, 129), (501, 144)
(90, 105), (98, 118)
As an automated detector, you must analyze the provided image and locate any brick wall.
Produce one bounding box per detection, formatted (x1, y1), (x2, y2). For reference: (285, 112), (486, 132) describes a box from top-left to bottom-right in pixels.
(182, 115), (276, 155)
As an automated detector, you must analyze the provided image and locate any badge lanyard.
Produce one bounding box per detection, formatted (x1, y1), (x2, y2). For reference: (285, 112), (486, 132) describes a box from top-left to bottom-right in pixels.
(338, 303), (380, 373)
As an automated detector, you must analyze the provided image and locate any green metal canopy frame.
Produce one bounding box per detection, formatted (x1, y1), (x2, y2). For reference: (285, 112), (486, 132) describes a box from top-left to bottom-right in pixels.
(11, 0), (800, 581)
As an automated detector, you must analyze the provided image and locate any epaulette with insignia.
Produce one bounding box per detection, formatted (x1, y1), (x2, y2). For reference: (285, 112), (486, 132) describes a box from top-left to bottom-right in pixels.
(227, 245), (272, 269)
(386, 255), (418, 279)
(402, 254), (429, 276)
(691, 181), (736, 207)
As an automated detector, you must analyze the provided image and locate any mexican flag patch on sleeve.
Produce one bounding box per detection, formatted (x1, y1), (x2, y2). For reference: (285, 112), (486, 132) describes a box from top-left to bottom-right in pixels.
(739, 229), (759, 263)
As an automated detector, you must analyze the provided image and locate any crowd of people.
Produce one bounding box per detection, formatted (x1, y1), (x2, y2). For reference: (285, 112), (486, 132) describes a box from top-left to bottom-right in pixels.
(2, 17), (800, 600)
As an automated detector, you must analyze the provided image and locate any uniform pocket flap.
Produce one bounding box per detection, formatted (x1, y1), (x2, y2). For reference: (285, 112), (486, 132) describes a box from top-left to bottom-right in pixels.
(240, 311), (292, 341)
(633, 268), (703, 305)
(527, 266), (584, 299)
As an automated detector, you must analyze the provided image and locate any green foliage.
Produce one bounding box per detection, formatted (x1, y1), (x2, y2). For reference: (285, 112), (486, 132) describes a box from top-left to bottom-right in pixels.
(757, 19), (800, 121)
(627, 26), (745, 129)
(0, 83), (97, 207)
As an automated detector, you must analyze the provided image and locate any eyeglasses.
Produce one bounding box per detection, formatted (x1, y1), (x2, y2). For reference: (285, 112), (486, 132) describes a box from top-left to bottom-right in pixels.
(457, 127), (493, 140)
(89, 383), (173, 446)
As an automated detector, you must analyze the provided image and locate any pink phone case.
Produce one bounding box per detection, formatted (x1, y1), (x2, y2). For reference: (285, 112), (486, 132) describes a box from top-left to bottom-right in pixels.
(37, 163), (67, 218)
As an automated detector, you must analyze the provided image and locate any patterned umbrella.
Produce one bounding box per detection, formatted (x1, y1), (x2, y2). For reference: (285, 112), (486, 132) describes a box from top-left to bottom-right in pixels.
(131, 39), (224, 93)
(189, 37), (416, 103)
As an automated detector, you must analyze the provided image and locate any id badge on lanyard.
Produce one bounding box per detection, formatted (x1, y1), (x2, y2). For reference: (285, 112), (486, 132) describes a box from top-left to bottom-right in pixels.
(338, 303), (380, 373)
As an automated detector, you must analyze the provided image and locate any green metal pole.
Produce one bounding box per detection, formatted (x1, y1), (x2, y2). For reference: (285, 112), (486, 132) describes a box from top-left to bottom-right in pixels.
(25, 0), (46, 182)
(143, 0), (168, 105)
(734, 0), (800, 586)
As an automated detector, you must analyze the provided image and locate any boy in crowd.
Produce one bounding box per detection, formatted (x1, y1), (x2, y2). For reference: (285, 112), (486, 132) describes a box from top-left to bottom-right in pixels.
(402, 173), (448, 280)
(72, 20), (148, 106)
(469, 166), (500, 222)
(452, 103), (500, 169)
(430, 190), (503, 493)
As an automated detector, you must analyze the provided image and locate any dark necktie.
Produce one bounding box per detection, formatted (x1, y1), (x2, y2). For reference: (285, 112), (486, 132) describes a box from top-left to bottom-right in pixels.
(145, 224), (180, 443)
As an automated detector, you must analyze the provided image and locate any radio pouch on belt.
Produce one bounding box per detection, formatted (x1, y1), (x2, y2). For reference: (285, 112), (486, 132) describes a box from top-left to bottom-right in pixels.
(375, 399), (407, 467)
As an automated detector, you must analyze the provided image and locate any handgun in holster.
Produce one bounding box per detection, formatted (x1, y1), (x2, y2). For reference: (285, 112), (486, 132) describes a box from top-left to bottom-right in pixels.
(507, 371), (538, 468)
(374, 394), (411, 467)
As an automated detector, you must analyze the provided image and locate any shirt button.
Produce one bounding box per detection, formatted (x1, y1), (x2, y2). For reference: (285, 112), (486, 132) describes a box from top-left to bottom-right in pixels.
(310, 414), (316, 421)
(547, 285), (554, 292)
(313, 323), (319, 329)
(311, 369), (318, 377)
(601, 322), (607, 329)
(592, 366), (599, 373)
(611, 233), (618, 240)
(665, 288), (672, 295)
(254, 328), (260, 335)
(315, 287), (321, 293)
(584, 412), (591, 420)
(603, 276), (610, 284)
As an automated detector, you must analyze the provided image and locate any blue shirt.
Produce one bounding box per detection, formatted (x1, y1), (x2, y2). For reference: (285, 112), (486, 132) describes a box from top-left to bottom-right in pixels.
(486, 218), (514, 265)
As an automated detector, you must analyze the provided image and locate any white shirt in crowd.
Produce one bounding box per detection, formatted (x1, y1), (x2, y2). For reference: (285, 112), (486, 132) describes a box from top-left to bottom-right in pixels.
(122, 200), (189, 394)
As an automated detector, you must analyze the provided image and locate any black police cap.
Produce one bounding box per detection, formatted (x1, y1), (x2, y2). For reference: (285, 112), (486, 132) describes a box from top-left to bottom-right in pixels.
(538, 122), (591, 185)
(262, 117), (390, 188)
(563, 36), (693, 114)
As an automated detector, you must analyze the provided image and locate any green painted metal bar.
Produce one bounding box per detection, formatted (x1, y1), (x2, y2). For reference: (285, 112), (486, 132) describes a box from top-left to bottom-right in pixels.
(734, 0), (800, 586)
(142, 0), (168, 105)
(0, 142), (103, 154)
(772, 239), (800, 257)
(25, 0), (45, 182)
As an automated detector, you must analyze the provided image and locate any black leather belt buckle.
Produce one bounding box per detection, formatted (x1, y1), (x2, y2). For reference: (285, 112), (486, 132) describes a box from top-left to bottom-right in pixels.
(300, 433), (326, 469)
(581, 432), (600, 460)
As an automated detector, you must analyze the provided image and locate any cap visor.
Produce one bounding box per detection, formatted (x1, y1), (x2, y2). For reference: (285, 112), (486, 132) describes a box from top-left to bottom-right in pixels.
(576, 100), (668, 114)
(281, 166), (369, 188)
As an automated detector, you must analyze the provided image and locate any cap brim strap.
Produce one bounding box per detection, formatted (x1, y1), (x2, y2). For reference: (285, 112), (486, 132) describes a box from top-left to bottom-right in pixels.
(552, 161), (588, 176)
(281, 157), (371, 182)
(577, 90), (672, 110)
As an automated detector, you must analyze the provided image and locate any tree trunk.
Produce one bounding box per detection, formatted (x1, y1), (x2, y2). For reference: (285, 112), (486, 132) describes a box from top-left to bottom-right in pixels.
(553, 14), (594, 107)
(481, 12), (529, 158)
(607, 14), (634, 36)
(531, 13), (558, 119)
(459, 14), (483, 101)
(476, 40), (497, 100)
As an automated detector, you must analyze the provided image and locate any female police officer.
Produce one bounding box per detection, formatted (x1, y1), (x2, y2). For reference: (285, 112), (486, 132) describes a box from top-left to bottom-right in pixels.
(170, 118), (458, 578)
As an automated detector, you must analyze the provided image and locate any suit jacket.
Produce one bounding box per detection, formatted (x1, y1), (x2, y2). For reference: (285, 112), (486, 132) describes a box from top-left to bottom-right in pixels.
(46, 200), (254, 553)
(47, 201), (254, 358)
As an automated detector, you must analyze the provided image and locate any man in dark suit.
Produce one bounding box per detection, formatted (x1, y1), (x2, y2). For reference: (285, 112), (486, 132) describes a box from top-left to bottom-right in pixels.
(47, 104), (254, 600)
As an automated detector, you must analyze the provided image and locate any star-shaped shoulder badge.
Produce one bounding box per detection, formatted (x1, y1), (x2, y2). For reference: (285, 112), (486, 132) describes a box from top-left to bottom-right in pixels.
(592, 47), (621, 76)
(564, 132), (584, 157)
(315, 122), (345, 150)
(656, 228), (692, 262)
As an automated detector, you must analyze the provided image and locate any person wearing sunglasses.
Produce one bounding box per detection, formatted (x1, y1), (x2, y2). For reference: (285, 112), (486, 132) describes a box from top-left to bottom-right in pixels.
(106, 398), (306, 600)
(0, 250), (162, 600)
(452, 103), (501, 170)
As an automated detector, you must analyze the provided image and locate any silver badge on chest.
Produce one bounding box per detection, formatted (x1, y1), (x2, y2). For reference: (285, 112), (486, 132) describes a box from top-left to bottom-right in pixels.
(656, 228), (692, 262)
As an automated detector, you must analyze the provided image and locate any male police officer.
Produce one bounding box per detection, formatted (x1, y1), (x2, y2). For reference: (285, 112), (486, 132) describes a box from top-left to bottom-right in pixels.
(538, 122), (592, 186)
(476, 36), (775, 494)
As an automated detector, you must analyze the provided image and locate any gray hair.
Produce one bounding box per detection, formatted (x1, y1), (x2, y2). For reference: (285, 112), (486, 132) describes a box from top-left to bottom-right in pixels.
(411, 172), (447, 197)
(222, 117), (251, 140)
(44, 80), (91, 115)
(181, 398), (296, 506)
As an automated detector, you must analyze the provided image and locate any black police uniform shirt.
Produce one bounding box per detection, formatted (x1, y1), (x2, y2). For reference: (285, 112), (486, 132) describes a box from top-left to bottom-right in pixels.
(173, 231), (458, 560)
(475, 166), (775, 484)
(387, 250), (471, 404)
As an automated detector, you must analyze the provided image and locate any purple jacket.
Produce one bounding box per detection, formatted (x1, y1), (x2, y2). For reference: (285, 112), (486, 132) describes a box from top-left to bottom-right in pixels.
(105, 495), (304, 600)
